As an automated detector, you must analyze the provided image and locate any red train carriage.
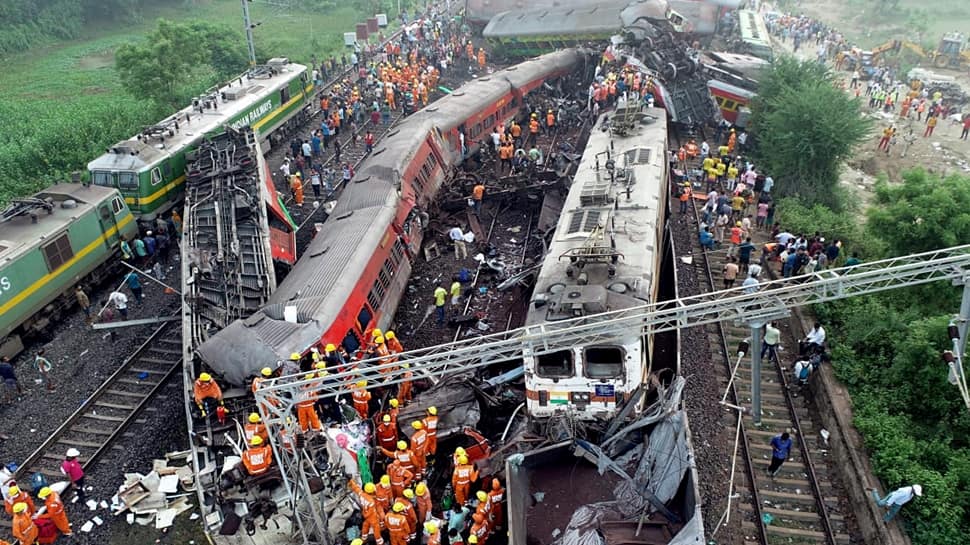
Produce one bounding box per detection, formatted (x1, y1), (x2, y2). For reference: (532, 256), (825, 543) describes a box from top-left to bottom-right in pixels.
(199, 49), (583, 385)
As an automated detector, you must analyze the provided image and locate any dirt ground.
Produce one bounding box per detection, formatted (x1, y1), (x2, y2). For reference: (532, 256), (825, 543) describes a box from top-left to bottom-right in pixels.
(767, 3), (970, 206)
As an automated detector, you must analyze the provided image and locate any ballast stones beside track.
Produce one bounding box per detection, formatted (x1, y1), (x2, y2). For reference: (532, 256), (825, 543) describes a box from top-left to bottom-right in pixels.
(680, 193), (857, 544)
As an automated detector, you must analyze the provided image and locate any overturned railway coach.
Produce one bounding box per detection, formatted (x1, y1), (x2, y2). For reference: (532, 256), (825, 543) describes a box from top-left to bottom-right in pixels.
(193, 49), (586, 386)
(523, 107), (669, 420)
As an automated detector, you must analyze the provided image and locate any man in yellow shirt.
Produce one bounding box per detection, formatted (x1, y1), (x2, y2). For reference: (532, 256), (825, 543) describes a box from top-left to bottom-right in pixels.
(434, 285), (447, 325)
(726, 164), (739, 191)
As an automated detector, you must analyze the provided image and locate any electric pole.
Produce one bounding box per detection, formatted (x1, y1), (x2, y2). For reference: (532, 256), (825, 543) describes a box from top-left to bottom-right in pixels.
(242, 0), (258, 66)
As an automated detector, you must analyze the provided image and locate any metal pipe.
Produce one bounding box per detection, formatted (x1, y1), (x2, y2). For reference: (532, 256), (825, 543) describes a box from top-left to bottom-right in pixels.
(501, 402), (526, 442)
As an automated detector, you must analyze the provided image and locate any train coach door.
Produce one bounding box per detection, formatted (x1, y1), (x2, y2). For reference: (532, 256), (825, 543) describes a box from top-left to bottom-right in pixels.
(98, 198), (123, 249)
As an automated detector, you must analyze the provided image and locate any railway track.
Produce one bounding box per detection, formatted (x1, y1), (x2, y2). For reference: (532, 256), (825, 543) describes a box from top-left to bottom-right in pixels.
(676, 146), (852, 544)
(12, 321), (182, 485)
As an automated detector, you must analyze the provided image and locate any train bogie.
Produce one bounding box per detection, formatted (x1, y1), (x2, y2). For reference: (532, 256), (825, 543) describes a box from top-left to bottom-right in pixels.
(88, 61), (313, 220)
(0, 184), (137, 358)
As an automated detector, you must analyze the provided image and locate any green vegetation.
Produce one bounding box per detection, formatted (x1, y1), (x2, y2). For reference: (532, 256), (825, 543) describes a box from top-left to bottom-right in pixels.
(0, 0), (406, 205)
(750, 56), (871, 210)
(0, 0), (160, 54)
(815, 169), (970, 544)
(116, 20), (250, 109)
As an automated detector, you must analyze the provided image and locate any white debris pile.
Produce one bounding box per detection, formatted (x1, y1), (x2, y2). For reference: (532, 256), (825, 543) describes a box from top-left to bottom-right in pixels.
(111, 450), (196, 530)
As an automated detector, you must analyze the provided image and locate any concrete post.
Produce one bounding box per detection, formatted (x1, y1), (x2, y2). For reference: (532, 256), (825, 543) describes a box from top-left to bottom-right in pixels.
(749, 321), (764, 426)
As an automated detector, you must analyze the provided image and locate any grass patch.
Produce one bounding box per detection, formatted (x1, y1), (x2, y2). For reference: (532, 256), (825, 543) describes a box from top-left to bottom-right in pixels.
(0, 0), (403, 204)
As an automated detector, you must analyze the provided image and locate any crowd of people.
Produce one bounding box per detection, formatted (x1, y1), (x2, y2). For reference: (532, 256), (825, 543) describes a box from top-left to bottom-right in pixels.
(764, 10), (969, 150)
(280, 9), (477, 206)
(191, 320), (505, 545)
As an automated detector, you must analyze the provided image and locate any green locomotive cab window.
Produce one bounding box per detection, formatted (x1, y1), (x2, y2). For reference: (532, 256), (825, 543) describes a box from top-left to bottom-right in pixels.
(42, 234), (74, 272)
(92, 171), (115, 187)
(112, 197), (125, 214)
(150, 167), (163, 185)
(280, 86), (291, 104)
(118, 171), (138, 189)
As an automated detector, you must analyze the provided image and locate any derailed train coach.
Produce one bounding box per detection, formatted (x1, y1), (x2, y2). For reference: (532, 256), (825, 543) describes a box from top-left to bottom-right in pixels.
(508, 107), (704, 545)
(193, 49), (587, 386)
(483, 0), (678, 57)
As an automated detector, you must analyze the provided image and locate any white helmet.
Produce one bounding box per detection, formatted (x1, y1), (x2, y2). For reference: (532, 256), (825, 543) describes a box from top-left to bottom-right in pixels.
(66, 448), (81, 457)
(912, 484), (923, 497)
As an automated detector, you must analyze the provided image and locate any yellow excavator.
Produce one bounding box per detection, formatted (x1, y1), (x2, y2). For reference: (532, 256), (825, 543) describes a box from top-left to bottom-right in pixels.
(871, 32), (970, 70)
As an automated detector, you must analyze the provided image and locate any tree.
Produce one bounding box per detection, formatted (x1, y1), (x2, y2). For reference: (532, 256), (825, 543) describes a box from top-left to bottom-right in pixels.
(866, 169), (970, 256)
(750, 56), (871, 209)
(115, 20), (249, 109)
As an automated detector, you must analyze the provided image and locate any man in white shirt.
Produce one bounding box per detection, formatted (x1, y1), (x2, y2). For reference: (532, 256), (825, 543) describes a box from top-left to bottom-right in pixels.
(109, 291), (129, 319)
(801, 322), (826, 355)
(761, 322), (781, 362)
(869, 484), (921, 521)
(762, 176), (774, 194)
(449, 226), (468, 260)
(742, 264), (761, 295)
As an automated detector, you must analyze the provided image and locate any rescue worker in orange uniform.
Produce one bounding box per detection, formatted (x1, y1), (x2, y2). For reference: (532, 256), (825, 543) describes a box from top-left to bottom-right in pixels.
(242, 435), (273, 476)
(193, 372), (223, 417)
(296, 373), (322, 432)
(452, 455), (479, 505)
(545, 109), (555, 134)
(528, 114), (540, 147)
(727, 129), (737, 154)
(4, 486), (35, 517)
(290, 173), (305, 205)
(415, 482), (432, 523)
(385, 331), (404, 355)
(397, 364), (413, 403)
(382, 440), (416, 475)
(251, 366), (273, 394)
(398, 489), (418, 539)
(474, 490), (491, 530)
(422, 406), (439, 456)
(477, 48), (486, 70)
(12, 503), (37, 545)
(487, 478), (505, 530)
(452, 446), (467, 467)
(385, 502), (410, 545)
(465, 41), (475, 63)
(349, 479), (386, 545)
(387, 460), (415, 497)
(376, 414), (399, 452)
(470, 512), (490, 545)
(425, 521), (442, 545)
(352, 380), (371, 419)
(375, 475), (394, 512)
(387, 397), (400, 428)
(409, 421), (429, 477)
(373, 335), (394, 374)
(244, 412), (269, 444)
(510, 120), (522, 146)
(37, 487), (71, 536)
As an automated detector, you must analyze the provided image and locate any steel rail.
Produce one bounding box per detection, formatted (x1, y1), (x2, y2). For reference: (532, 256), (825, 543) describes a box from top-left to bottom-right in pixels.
(686, 184), (769, 545)
(14, 320), (180, 479)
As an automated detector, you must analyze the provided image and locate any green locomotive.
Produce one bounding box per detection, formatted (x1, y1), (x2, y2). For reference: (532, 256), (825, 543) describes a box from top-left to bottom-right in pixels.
(0, 184), (138, 358)
(87, 58), (314, 220)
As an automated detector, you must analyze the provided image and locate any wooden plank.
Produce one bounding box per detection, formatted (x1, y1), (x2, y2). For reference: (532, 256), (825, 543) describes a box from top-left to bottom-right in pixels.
(81, 413), (126, 422)
(69, 426), (116, 436)
(94, 401), (137, 410)
(56, 438), (104, 449)
(105, 389), (145, 398)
